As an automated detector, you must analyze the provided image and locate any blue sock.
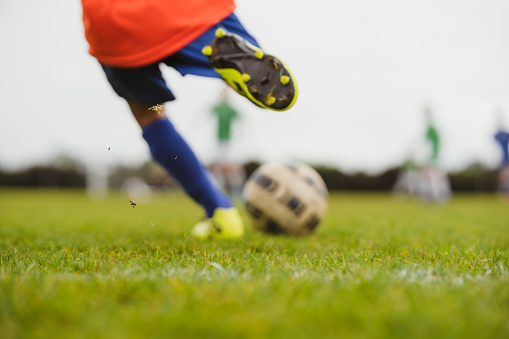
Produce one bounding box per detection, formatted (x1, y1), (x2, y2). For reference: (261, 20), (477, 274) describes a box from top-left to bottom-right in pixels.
(142, 118), (232, 217)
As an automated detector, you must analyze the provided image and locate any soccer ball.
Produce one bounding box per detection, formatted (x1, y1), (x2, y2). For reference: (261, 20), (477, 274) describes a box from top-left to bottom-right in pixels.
(242, 161), (328, 236)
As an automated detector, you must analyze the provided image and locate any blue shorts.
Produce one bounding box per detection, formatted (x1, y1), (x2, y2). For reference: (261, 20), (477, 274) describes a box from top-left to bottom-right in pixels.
(100, 13), (260, 105)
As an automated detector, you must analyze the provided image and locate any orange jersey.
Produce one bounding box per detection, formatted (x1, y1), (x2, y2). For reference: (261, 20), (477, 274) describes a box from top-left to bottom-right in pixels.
(82, 0), (236, 67)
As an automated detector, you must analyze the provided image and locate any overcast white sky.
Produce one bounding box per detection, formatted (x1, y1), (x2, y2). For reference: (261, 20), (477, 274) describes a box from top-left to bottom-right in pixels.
(2, 0), (509, 174)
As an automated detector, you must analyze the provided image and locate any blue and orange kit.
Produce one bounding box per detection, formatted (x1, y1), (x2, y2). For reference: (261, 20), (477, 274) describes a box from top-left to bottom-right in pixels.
(81, 0), (236, 67)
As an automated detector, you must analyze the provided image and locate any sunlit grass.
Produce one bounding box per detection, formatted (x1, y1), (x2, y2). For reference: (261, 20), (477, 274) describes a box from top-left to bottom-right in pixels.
(0, 189), (508, 338)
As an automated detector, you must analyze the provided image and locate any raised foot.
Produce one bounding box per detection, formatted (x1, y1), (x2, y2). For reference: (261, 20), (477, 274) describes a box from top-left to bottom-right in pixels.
(203, 29), (298, 111)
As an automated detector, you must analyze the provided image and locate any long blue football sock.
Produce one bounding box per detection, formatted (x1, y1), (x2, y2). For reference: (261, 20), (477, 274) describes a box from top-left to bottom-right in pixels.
(142, 118), (232, 217)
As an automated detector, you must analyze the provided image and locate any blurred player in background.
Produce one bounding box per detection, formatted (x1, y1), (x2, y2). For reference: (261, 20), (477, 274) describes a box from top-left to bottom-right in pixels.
(392, 157), (420, 197)
(417, 106), (451, 202)
(209, 87), (246, 199)
(494, 109), (509, 199)
(81, 0), (298, 239)
(392, 106), (451, 202)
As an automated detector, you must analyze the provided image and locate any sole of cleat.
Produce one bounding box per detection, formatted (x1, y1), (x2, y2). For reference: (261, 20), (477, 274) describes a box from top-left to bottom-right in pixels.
(205, 31), (298, 111)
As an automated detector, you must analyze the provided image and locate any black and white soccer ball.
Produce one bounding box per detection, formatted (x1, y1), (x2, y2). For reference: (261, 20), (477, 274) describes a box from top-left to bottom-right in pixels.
(242, 161), (328, 236)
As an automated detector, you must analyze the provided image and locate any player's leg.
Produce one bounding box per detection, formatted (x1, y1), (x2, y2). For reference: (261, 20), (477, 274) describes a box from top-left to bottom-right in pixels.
(100, 64), (244, 239)
(134, 101), (244, 239)
(129, 101), (229, 212)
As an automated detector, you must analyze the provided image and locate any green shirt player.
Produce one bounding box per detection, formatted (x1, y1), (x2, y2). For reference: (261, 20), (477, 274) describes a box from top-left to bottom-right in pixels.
(426, 123), (440, 163)
(211, 88), (240, 161)
(210, 90), (245, 197)
(213, 101), (239, 143)
(419, 106), (451, 202)
(424, 105), (440, 163)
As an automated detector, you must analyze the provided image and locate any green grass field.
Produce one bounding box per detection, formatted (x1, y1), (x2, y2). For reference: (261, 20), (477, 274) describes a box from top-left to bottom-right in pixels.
(0, 189), (508, 339)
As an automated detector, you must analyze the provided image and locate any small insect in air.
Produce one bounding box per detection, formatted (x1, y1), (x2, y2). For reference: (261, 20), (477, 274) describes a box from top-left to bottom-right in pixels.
(129, 194), (137, 208)
(148, 104), (164, 114)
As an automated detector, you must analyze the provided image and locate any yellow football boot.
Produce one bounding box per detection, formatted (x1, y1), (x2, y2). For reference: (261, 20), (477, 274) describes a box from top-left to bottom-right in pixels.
(202, 28), (298, 111)
(191, 207), (244, 239)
